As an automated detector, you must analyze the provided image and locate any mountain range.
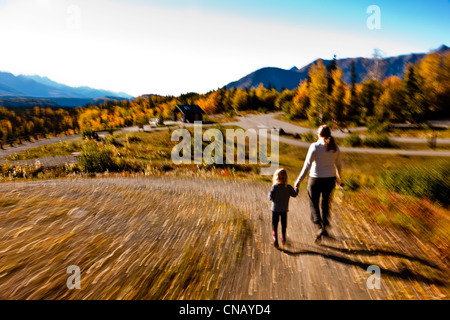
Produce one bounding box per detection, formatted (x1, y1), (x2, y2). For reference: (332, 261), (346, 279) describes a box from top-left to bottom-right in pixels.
(0, 72), (133, 108)
(224, 44), (449, 91)
(1, 44), (448, 109)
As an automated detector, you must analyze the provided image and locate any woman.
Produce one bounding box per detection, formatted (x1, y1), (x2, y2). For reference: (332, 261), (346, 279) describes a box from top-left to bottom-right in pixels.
(294, 125), (342, 241)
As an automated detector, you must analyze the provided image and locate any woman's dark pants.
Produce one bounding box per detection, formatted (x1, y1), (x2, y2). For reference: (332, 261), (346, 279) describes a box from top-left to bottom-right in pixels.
(307, 177), (336, 227)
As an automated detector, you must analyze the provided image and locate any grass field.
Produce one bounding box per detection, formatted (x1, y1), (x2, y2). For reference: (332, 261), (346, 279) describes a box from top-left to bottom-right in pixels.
(0, 126), (449, 299)
(5, 141), (82, 161)
(0, 177), (252, 299)
(2, 126), (449, 280)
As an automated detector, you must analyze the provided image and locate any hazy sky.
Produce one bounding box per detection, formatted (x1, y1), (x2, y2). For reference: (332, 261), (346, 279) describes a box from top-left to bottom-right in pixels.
(0, 0), (448, 96)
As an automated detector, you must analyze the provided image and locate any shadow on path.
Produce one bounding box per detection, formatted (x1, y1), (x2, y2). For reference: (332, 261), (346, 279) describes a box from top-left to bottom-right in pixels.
(321, 236), (442, 271)
(277, 239), (446, 287)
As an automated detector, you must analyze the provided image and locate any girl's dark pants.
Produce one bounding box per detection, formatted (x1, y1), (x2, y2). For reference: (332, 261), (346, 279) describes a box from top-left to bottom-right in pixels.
(272, 211), (287, 240)
(307, 177), (336, 227)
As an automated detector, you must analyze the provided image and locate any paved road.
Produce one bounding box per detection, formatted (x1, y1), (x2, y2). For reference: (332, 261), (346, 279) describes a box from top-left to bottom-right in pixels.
(2, 113), (450, 166)
(228, 113), (450, 157)
(0, 134), (82, 160)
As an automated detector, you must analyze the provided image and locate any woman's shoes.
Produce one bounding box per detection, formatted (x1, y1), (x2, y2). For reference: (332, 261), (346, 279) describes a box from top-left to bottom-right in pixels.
(315, 225), (328, 243)
(315, 228), (323, 242)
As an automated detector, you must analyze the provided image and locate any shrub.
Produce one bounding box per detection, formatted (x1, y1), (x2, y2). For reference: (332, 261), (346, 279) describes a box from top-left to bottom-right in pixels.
(115, 157), (146, 172)
(302, 130), (316, 142)
(105, 135), (124, 147)
(367, 117), (390, 135)
(344, 133), (362, 147)
(363, 134), (395, 148)
(380, 160), (450, 205)
(125, 135), (143, 144)
(159, 162), (173, 172)
(78, 141), (117, 173)
(344, 175), (360, 191)
(158, 113), (164, 126)
(81, 128), (93, 140)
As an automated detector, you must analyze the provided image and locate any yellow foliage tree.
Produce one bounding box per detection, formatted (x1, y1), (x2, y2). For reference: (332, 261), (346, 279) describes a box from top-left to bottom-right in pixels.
(328, 68), (347, 122)
(197, 91), (220, 114)
(232, 89), (249, 111)
(376, 76), (405, 121)
(291, 81), (309, 118)
(416, 51), (450, 114)
(308, 59), (328, 124)
(79, 108), (102, 131)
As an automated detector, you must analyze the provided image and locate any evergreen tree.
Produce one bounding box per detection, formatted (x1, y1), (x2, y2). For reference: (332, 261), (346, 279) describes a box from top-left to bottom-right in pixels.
(404, 64), (425, 122)
(326, 55), (337, 94)
(347, 61), (360, 123)
(358, 78), (382, 121)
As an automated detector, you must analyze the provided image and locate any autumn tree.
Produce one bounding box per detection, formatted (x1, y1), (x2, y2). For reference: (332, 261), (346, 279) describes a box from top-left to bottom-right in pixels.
(291, 81), (309, 118)
(328, 68), (347, 123)
(416, 51), (450, 118)
(232, 89), (249, 111)
(376, 76), (405, 122)
(275, 89), (295, 114)
(197, 91), (220, 114)
(308, 59), (328, 125)
(255, 84), (278, 111)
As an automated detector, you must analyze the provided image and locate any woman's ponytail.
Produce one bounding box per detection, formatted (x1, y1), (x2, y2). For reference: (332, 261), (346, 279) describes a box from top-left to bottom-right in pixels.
(318, 125), (337, 152)
(327, 136), (337, 152)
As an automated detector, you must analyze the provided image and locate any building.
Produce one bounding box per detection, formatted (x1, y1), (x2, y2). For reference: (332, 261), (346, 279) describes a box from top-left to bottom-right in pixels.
(172, 104), (205, 123)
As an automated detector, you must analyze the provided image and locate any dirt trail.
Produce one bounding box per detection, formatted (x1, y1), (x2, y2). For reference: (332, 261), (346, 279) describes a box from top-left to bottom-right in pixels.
(0, 177), (448, 299)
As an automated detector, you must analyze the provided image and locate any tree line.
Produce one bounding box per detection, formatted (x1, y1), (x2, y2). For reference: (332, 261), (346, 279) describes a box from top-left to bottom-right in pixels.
(77, 49), (449, 132)
(0, 106), (80, 143)
(281, 50), (449, 128)
(1, 50), (448, 142)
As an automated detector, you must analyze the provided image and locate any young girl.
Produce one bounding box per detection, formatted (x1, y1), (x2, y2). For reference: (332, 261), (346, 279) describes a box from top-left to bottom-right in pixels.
(268, 168), (299, 247)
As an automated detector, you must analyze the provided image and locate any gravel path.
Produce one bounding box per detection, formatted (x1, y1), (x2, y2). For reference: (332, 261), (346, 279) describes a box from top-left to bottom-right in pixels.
(0, 177), (447, 299)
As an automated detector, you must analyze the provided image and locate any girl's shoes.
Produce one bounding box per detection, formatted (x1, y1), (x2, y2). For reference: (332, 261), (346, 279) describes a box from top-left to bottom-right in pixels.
(273, 230), (279, 248)
(273, 239), (279, 248)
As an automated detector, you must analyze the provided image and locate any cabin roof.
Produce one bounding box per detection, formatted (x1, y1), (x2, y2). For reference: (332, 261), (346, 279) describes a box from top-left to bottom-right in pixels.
(173, 104), (205, 114)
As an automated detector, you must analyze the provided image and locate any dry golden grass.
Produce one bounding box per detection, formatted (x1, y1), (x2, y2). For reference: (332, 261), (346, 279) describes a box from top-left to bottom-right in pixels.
(0, 177), (251, 299)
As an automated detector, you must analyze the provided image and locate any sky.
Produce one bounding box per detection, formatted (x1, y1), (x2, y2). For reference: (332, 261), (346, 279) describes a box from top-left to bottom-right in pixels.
(0, 0), (448, 97)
